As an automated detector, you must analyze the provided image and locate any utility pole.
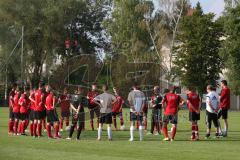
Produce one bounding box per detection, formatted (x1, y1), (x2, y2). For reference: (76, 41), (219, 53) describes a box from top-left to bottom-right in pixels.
(21, 26), (24, 84)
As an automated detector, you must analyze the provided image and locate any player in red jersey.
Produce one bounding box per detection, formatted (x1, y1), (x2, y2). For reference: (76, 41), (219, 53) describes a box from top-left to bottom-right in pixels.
(34, 82), (46, 138)
(45, 85), (60, 139)
(28, 85), (36, 137)
(218, 80), (230, 137)
(161, 86), (183, 141)
(87, 83), (100, 131)
(58, 88), (70, 131)
(186, 86), (201, 141)
(19, 91), (30, 135)
(112, 87), (125, 131)
(8, 83), (17, 134)
(13, 88), (21, 135)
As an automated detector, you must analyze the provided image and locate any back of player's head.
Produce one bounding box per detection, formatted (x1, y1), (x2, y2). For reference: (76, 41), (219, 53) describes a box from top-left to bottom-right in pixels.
(39, 82), (45, 89)
(169, 86), (176, 93)
(221, 80), (228, 86)
(187, 86), (196, 92)
(153, 86), (160, 93)
(163, 88), (170, 94)
(102, 84), (108, 91)
(207, 85), (214, 91)
(12, 83), (18, 89)
(132, 81), (139, 90)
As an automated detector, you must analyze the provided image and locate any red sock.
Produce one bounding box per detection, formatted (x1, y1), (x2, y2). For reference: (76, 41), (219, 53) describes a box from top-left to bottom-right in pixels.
(14, 121), (18, 134)
(120, 116), (124, 126)
(42, 119), (46, 130)
(66, 120), (69, 127)
(113, 117), (117, 129)
(47, 124), (52, 138)
(30, 123), (33, 136)
(82, 121), (85, 130)
(90, 119), (94, 130)
(171, 126), (177, 140)
(144, 119), (147, 130)
(8, 120), (14, 133)
(21, 122), (25, 134)
(60, 119), (63, 129)
(192, 125), (196, 139)
(54, 124), (59, 137)
(37, 123), (42, 137)
(136, 121), (139, 129)
(195, 125), (199, 137)
(24, 120), (29, 130)
(18, 122), (22, 133)
(33, 123), (37, 136)
(162, 125), (168, 138)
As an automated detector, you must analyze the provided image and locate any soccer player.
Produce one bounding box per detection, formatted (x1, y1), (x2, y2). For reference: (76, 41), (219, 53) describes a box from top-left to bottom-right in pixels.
(28, 86), (36, 137)
(87, 83), (100, 131)
(161, 86), (183, 141)
(13, 88), (21, 135)
(112, 87), (125, 131)
(128, 83), (146, 141)
(186, 86), (200, 141)
(45, 85), (60, 139)
(149, 86), (163, 135)
(58, 88), (71, 131)
(205, 85), (221, 139)
(19, 91), (29, 135)
(8, 83), (17, 135)
(94, 84), (117, 141)
(34, 82), (46, 138)
(218, 80), (230, 137)
(66, 86), (88, 140)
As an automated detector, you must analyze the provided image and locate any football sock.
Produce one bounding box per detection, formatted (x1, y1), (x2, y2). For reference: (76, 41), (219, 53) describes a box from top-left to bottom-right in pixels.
(47, 124), (52, 137)
(24, 120), (29, 130)
(107, 126), (112, 140)
(171, 126), (177, 140)
(60, 119), (63, 129)
(77, 127), (82, 140)
(144, 119), (147, 130)
(66, 120), (69, 127)
(13, 121), (18, 134)
(33, 123), (37, 136)
(162, 125), (168, 138)
(30, 123), (33, 136)
(8, 120), (13, 133)
(42, 119), (46, 130)
(195, 125), (199, 137)
(192, 124), (196, 139)
(98, 126), (102, 140)
(113, 117), (117, 129)
(130, 126), (134, 140)
(54, 124), (59, 137)
(90, 119), (94, 130)
(37, 123), (42, 136)
(69, 125), (75, 138)
(139, 125), (144, 141)
(120, 116), (124, 126)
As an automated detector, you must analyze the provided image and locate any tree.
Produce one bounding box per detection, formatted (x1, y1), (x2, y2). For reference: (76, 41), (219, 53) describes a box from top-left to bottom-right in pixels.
(173, 2), (224, 95)
(220, 4), (240, 94)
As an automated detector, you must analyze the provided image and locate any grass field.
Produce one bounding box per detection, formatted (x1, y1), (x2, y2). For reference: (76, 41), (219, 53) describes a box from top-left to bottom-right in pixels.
(0, 107), (240, 160)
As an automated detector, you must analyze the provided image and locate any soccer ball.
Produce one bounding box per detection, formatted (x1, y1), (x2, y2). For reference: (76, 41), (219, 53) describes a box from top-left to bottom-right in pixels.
(65, 126), (71, 131)
(120, 125), (125, 131)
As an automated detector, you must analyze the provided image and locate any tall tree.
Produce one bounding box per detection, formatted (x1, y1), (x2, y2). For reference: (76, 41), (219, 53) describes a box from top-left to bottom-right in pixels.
(173, 2), (223, 95)
(220, 4), (240, 94)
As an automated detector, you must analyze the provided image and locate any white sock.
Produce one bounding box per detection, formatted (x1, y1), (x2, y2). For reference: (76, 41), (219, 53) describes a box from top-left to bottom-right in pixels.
(130, 126), (134, 140)
(107, 127), (112, 139)
(139, 126), (144, 141)
(98, 126), (102, 139)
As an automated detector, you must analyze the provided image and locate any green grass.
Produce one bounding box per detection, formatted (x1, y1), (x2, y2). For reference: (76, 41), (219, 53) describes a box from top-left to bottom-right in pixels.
(0, 107), (240, 160)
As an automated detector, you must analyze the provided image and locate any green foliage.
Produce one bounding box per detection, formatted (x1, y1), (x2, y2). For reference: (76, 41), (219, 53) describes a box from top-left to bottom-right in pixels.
(173, 2), (223, 95)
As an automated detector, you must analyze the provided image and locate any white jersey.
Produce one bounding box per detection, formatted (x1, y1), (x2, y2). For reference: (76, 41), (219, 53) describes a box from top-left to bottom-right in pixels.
(128, 90), (145, 113)
(206, 91), (219, 113)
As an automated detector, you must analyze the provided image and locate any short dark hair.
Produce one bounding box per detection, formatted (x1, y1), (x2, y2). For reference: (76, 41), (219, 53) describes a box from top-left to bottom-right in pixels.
(102, 84), (108, 91)
(207, 85), (215, 91)
(221, 80), (228, 86)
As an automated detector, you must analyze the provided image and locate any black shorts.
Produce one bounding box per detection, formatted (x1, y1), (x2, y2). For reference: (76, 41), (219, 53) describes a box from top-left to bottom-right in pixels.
(9, 108), (14, 120)
(89, 106), (100, 119)
(151, 109), (162, 122)
(163, 114), (178, 124)
(112, 112), (123, 117)
(206, 111), (219, 129)
(46, 110), (59, 123)
(34, 111), (45, 120)
(130, 112), (143, 122)
(218, 109), (228, 119)
(61, 111), (70, 118)
(99, 113), (112, 124)
(20, 113), (28, 121)
(29, 110), (35, 121)
(189, 112), (200, 122)
(13, 112), (20, 119)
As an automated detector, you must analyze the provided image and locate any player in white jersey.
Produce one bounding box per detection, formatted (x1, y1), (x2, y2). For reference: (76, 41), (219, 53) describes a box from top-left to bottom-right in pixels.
(205, 85), (221, 139)
(128, 83), (146, 141)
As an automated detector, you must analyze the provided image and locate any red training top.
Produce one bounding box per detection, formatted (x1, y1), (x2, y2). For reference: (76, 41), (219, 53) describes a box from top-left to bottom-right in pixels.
(13, 93), (20, 113)
(87, 91), (99, 107)
(59, 94), (70, 113)
(9, 90), (15, 109)
(112, 95), (124, 113)
(19, 94), (28, 114)
(35, 89), (46, 112)
(187, 91), (200, 112)
(162, 93), (181, 115)
(220, 87), (230, 110)
(45, 92), (54, 111)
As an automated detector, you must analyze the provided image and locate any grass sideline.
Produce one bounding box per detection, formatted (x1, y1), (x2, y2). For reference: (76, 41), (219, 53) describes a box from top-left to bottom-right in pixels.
(0, 107), (240, 160)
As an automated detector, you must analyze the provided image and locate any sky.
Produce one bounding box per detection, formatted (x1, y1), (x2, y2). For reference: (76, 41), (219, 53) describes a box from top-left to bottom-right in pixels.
(190, 0), (225, 18)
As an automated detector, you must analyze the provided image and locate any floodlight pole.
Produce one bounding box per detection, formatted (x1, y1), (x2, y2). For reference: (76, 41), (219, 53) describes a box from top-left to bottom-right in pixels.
(21, 26), (24, 84)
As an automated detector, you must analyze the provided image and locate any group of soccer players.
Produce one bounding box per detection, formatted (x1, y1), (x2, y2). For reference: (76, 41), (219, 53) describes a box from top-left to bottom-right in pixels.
(7, 80), (230, 141)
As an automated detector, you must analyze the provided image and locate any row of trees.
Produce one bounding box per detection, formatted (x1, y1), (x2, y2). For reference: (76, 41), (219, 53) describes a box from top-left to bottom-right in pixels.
(0, 0), (240, 95)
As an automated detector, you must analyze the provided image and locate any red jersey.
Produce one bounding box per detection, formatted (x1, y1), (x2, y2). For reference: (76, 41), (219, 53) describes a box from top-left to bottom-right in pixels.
(87, 91), (99, 107)
(9, 90), (15, 109)
(112, 95), (124, 113)
(45, 92), (54, 111)
(187, 92), (200, 112)
(59, 94), (70, 113)
(29, 90), (35, 110)
(19, 94), (28, 114)
(13, 93), (20, 113)
(220, 87), (230, 109)
(35, 89), (46, 112)
(162, 93), (181, 115)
